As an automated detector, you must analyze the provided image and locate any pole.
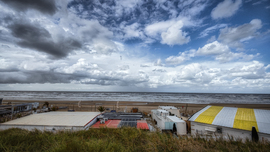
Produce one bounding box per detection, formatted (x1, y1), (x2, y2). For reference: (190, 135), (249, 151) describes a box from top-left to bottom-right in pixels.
(185, 104), (188, 114)
(11, 105), (14, 120)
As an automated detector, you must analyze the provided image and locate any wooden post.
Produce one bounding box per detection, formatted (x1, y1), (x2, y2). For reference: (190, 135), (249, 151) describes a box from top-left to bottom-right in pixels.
(11, 105), (14, 120)
(185, 104), (188, 114)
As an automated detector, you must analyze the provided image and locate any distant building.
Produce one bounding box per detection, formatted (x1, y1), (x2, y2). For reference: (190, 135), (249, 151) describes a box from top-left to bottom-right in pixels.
(90, 112), (149, 130)
(152, 106), (186, 135)
(0, 103), (33, 116)
(188, 106), (270, 141)
(158, 106), (180, 117)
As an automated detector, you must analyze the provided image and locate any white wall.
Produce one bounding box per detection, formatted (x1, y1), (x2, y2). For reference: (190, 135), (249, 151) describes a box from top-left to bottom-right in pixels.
(191, 121), (270, 142)
(0, 124), (84, 132)
(168, 109), (180, 117)
(176, 122), (186, 135)
(152, 110), (186, 135)
(151, 110), (166, 130)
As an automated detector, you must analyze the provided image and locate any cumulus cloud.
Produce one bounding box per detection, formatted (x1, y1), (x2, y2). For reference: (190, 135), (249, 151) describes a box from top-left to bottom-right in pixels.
(0, 0), (269, 92)
(229, 61), (266, 79)
(118, 65), (130, 71)
(0, 0), (57, 15)
(197, 41), (230, 55)
(167, 41), (258, 64)
(145, 20), (176, 38)
(153, 69), (167, 73)
(197, 41), (258, 63)
(166, 55), (186, 65)
(177, 63), (204, 80)
(120, 23), (145, 40)
(0, 5), (119, 57)
(55, 58), (98, 74)
(8, 22), (82, 58)
(166, 50), (195, 65)
(161, 20), (190, 45)
(145, 20), (190, 46)
(211, 0), (242, 19)
(140, 64), (151, 67)
(154, 59), (163, 66)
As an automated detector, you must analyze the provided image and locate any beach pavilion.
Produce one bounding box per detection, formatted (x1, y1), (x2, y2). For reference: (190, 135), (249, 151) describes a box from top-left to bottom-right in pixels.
(0, 112), (101, 131)
(188, 106), (270, 141)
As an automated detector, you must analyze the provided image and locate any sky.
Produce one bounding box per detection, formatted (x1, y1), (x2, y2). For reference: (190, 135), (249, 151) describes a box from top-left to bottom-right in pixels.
(0, 0), (270, 93)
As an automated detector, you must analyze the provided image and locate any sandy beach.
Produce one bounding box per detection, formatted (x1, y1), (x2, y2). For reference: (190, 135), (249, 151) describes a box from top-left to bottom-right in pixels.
(2, 100), (270, 115)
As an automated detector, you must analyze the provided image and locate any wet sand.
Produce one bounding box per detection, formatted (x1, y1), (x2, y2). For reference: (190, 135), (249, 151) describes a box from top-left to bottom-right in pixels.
(2, 100), (270, 115)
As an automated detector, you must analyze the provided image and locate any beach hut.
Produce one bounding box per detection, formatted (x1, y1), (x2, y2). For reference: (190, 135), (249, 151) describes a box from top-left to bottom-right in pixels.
(151, 108), (186, 135)
(158, 106), (180, 117)
(188, 106), (270, 141)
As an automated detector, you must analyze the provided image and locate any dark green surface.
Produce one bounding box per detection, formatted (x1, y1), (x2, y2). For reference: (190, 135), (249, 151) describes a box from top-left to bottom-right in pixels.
(0, 128), (269, 152)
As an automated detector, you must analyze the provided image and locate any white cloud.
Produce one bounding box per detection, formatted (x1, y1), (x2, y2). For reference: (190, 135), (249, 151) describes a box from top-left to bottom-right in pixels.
(229, 61), (266, 79)
(197, 41), (230, 55)
(1, 43), (269, 92)
(118, 65), (130, 71)
(165, 55), (186, 65)
(145, 19), (191, 45)
(177, 63), (204, 80)
(120, 23), (145, 40)
(19, 61), (50, 71)
(55, 58), (98, 74)
(218, 19), (262, 48)
(140, 64), (152, 67)
(154, 59), (163, 66)
(196, 41), (258, 63)
(161, 20), (190, 45)
(165, 40), (258, 65)
(165, 50), (195, 65)
(211, 0), (242, 19)
(0, 0), (269, 93)
(215, 52), (259, 63)
(0, 58), (17, 70)
(145, 20), (176, 37)
(207, 36), (216, 43)
(177, 0), (209, 17)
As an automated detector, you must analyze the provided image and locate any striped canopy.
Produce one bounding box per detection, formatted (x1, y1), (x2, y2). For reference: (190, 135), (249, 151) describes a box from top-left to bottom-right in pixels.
(189, 106), (270, 134)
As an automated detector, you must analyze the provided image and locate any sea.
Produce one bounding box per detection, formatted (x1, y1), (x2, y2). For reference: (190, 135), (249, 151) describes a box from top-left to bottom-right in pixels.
(0, 91), (270, 104)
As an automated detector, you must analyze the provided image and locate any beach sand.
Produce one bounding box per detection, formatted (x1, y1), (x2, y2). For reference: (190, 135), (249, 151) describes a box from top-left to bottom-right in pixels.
(2, 100), (270, 115)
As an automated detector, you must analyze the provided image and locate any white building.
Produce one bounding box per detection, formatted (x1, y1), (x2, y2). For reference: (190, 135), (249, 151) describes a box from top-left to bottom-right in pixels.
(0, 112), (101, 131)
(152, 107), (186, 135)
(158, 106), (180, 117)
(189, 106), (270, 142)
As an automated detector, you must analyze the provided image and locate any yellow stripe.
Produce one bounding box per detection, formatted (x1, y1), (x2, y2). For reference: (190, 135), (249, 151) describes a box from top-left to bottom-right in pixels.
(195, 106), (223, 124)
(233, 108), (258, 131)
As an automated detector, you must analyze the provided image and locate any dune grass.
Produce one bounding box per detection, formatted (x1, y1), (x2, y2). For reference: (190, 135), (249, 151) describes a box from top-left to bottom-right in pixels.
(0, 128), (269, 152)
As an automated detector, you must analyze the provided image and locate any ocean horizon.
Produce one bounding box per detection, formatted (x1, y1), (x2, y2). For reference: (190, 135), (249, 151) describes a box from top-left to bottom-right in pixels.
(1, 91), (270, 104)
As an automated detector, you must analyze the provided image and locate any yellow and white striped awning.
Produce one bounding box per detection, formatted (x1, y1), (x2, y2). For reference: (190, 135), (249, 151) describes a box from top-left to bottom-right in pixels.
(189, 106), (270, 134)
